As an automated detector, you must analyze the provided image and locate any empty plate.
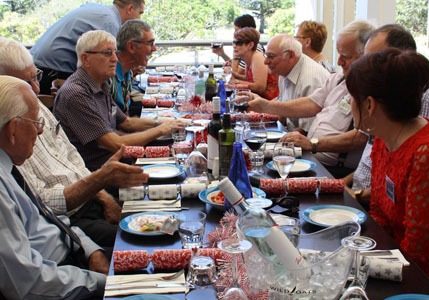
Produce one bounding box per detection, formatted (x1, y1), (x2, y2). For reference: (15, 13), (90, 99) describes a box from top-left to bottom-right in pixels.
(143, 164), (184, 179)
(302, 205), (366, 227)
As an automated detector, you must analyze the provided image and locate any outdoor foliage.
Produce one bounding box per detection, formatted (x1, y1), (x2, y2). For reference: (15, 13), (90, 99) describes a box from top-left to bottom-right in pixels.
(396, 0), (428, 36)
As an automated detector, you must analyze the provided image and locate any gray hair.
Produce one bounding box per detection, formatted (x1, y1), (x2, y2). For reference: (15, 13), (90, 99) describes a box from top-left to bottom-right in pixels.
(0, 76), (29, 130)
(117, 19), (152, 51)
(76, 30), (117, 68)
(0, 37), (33, 73)
(113, 0), (145, 8)
(277, 34), (303, 57)
(339, 20), (375, 55)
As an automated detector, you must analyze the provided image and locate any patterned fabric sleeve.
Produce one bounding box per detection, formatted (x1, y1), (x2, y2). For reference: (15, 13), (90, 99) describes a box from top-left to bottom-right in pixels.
(401, 144), (429, 275)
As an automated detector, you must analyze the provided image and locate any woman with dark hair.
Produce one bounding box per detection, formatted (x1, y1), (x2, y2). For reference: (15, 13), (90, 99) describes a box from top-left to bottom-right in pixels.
(230, 27), (278, 100)
(346, 48), (429, 275)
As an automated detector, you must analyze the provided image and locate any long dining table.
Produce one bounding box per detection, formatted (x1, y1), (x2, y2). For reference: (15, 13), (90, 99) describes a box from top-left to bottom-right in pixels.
(105, 147), (429, 300)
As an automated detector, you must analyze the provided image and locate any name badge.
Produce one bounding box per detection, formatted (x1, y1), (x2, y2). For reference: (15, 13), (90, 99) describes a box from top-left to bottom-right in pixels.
(385, 175), (395, 203)
(338, 95), (351, 115)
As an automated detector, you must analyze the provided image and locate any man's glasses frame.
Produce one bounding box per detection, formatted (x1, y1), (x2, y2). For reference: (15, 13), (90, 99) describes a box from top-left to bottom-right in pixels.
(85, 49), (118, 58)
(263, 50), (290, 60)
(25, 68), (43, 85)
(17, 116), (45, 131)
(132, 39), (156, 47)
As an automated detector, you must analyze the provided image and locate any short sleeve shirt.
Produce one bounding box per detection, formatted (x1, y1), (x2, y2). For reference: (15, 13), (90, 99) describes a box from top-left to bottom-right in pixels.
(53, 67), (127, 171)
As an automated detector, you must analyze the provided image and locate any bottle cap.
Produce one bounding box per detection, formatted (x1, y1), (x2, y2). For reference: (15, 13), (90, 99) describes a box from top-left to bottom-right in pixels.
(218, 177), (243, 206)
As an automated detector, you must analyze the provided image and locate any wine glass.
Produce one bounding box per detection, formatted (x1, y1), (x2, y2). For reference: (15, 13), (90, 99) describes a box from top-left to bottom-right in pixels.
(185, 125), (207, 177)
(218, 238), (252, 300)
(340, 236), (376, 299)
(243, 122), (267, 174)
(232, 88), (250, 127)
(272, 142), (296, 179)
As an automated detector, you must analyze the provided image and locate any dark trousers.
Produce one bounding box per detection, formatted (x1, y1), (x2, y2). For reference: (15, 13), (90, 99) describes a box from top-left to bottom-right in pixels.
(324, 164), (355, 179)
(37, 65), (73, 95)
(69, 200), (117, 249)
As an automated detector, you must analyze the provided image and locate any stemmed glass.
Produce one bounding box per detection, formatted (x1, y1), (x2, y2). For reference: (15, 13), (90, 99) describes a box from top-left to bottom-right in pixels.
(340, 236), (376, 300)
(272, 142), (296, 179)
(243, 122), (267, 174)
(218, 238), (252, 300)
(185, 125), (207, 177)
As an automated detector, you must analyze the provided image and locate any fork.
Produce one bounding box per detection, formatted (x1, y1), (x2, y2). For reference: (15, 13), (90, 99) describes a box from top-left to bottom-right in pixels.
(108, 269), (185, 285)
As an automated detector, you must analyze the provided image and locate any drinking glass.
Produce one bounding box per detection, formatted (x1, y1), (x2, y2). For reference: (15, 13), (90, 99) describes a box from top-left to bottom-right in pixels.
(218, 238), (252, 300)
(178, 211), (206, 249)
(341, 236), (376, 299)
(243, 122), (267, 174)
(172, 125), (186, 142)
(172, 141), (193, 166)
(232, 88), (251, 124)
(272, 142), (296, 179)
(185, 125), (208, 177)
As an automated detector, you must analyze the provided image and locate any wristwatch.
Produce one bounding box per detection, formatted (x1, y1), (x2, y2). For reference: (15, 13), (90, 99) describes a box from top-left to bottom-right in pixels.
(310, 138), (319, 154)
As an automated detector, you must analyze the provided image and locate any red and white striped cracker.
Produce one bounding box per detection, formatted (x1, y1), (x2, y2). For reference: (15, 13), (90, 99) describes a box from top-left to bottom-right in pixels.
(318, 178), (345, 193)
(151, 248), (227, 270)
(123, 146), (145, 158)
(157, 99), (175, 108)
(286, 178), (318, 194)
(259, 178), (286, 196)
(144, 146), (171, 158)
(142, 98), (157, 108)
(113, 250), (150, 272)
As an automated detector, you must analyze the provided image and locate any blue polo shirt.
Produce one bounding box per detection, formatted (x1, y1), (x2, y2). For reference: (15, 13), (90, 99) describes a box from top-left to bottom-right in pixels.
(31, 3), (121, 73)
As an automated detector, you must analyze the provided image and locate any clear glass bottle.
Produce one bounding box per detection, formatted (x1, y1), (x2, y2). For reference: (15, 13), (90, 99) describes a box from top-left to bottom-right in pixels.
(195, 70), (206, 101)
(218, 177), (307, 271)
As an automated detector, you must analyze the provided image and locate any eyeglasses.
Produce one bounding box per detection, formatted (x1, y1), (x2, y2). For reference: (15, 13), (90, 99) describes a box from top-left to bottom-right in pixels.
(132, 39), (156, 47)
(17, 116), (45, 131)
(294, 35), (307, 39)
(25, 68), (43, 85)
(263, 50), (290, 60)
(85, 49), (118, 57)
(232, 40), (249, 46)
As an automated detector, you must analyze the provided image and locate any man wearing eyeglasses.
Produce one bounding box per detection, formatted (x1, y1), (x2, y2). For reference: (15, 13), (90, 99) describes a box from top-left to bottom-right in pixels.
(262, 34), (329, 133)
(54, 30), (184, 172)
(244, 20), (375, 178)
(0, 75), (106, 299)
(0, 37), (149, 248)
(111, 19), (156, 114)
(31, 0), (145, 95)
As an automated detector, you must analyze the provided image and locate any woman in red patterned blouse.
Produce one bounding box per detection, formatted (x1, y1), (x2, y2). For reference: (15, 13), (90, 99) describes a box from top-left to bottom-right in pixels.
(346, 48), (429, 275)
(230, 27), (279, 100)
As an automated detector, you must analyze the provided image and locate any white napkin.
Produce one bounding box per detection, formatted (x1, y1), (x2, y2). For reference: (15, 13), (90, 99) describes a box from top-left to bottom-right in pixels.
(104, 272), (187, 296)
(367, 257), (403, 281)
(122, 199), (181, 213)
(264, 143), (302, 158)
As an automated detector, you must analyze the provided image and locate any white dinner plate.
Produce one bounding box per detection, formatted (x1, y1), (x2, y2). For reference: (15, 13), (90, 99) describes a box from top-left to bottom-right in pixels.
(120, 211), (177, 236)
(266, 130), (286, 142)
(143, 164), (184, 179)
(266, 159), (316, 174)
(301, 205), (367, 227)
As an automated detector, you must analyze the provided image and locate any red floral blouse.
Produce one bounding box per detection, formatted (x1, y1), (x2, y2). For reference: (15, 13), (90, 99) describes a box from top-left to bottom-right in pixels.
(246, 68), (279, 100)
(371, 122), (429, 276)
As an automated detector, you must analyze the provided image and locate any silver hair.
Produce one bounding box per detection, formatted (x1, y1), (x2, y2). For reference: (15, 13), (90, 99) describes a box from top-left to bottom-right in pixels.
(76, 30), (117, 68)
(277, 34), (303, 57)
(0, 76), (29, 130)
(339, 20), (376, 55)
(0, 37), (33, 73)
(117, 19), (152, 51)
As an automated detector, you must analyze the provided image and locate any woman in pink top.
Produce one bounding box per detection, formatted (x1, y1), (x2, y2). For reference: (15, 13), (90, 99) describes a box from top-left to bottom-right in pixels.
(231, 27), (279, 100)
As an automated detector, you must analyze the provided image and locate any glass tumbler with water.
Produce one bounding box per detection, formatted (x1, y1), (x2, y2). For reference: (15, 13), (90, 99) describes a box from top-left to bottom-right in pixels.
(178, 211), (206, 249)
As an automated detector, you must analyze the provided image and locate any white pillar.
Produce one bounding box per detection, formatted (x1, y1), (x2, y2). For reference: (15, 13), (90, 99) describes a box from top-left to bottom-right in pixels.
(355, 0), (396, 27)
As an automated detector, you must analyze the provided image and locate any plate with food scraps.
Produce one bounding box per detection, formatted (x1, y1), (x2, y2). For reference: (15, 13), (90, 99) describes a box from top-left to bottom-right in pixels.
(301, 205), (367, 227)
(120, 211), (177, 236)
(198, 186), (266, 210)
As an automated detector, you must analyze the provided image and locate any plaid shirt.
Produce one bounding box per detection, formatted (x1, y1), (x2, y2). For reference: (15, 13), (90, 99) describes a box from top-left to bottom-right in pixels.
(18, 101), (91, 215)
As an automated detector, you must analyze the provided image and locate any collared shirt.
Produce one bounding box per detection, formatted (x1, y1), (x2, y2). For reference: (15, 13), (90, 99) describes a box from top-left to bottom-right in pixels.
(352, 142), (372, 189)
(111, 62), (133, 114)
(307, 72), (360, 167)
(54, 67), (127, 171)
(278, 54), (330, 132)
(0, 149), (105, 299)
(31, 4), (121, 73)
(18, 100), (91, 215)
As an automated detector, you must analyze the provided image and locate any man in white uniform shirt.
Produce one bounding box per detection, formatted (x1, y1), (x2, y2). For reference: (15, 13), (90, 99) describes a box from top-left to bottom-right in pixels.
(264, 34), (330, 132)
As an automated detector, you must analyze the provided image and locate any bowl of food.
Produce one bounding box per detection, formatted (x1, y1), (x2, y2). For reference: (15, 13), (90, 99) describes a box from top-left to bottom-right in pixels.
(120, 211), (177, 236)
(198, 186), (266, 210)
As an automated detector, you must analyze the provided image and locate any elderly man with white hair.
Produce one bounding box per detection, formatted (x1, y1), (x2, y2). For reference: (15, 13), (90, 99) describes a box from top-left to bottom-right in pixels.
(0, 75), (106, 299)
(0, 37), (149, 248)
(264, 34), (330, 132)
(54, 30), (184, 171)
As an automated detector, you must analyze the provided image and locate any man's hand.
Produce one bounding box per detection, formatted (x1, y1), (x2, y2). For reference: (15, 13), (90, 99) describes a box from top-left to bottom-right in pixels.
(88, 250), (109, 275)
(97, 191), (121, 224)
(248, 96), (269, 113)
(280, 131), (311, 151)
(157, 119), (187, 136)
(100, 146), (149, 187)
